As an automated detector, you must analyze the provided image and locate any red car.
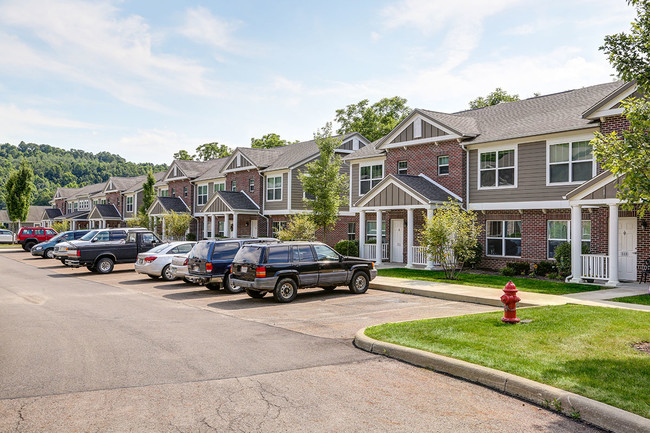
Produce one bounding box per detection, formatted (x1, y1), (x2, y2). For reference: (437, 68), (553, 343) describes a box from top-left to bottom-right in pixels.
(17, 227), (58, 251)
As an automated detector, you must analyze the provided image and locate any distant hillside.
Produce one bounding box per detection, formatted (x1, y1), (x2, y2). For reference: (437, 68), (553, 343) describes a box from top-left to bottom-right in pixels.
(0, 142), (168, 208)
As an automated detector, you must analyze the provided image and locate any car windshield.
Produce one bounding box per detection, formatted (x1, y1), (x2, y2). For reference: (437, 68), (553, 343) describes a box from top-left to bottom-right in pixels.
(79, 230), (98, 241)
(234, 246), (263, 264)
(48, 232), (66, 242)
(188, 242), (211, 259)
(148, 243), (170, 254)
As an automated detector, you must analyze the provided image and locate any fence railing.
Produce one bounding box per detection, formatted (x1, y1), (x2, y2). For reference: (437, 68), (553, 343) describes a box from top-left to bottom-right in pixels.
(364, 243), (389, 260)
(412, 246), (428, 265)
(581, 254), (609, 280)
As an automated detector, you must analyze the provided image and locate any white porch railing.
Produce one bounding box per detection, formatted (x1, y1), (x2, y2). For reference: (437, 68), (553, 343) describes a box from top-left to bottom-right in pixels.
(364, 243), (389, 260)
(412, 246), (428, 265)
(581, 254), (609, 280)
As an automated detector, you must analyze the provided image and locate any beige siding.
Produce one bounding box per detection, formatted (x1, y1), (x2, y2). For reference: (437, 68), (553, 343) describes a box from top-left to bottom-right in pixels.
(469, 141), (589, 203)
(150, 202), (165, 215)
(205, 196), (230, 213)
(584, 177), (621, 200)
(264, 173), (289, 211)
(351, 163), (360, 205)
(391, 120), (446, 144)
(365, 184), (420, 207)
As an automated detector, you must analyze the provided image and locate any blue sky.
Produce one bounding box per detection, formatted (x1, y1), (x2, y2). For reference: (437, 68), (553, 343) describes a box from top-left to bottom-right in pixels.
(0, 0), (637, 163)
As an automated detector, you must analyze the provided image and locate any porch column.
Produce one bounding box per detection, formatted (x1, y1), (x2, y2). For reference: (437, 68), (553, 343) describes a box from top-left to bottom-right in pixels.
(210, 215), (216, 240)
(224, 213), (230, 237)
(71, 220), (76, 231)
(203, 216), (208, 239)
(569, 205), (582, 283)
(153, 216), (158, 236)
(161, 217), (166, 240)
(359, 211), (366, 259)
(406, 208), (414, 268)
(425, 207), (434, 270)
(375, 210), (382, 265)
(232, 213), (238, 239)
(607, 204), (620, 286)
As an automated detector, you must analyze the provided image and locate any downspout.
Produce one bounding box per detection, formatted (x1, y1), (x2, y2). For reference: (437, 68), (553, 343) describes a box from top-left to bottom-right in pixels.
(258, 212), (270, 237)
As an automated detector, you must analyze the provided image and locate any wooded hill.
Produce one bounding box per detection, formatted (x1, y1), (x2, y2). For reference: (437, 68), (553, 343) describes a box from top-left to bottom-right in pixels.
(0, 142), (167, 208)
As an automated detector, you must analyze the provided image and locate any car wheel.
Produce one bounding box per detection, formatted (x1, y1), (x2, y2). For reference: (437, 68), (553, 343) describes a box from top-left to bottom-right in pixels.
(322, 286), (336, 291)
(349, 271), (369, 294)
(44, 249), (54, 259)
(148, 274), (159, 279)
(273, 278), (297, 303)
(206, 283), (220, 290)
(60, 259), (68, 266)
(95, 257), (114, 274)
(87, 266), (98, 273)
(246, 289), (266, 299)
(161, 265), (176, 281)
(223, 273), (244, 294)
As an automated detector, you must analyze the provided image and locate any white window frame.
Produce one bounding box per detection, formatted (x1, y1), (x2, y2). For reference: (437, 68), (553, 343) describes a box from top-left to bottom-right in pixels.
(546, 137), (596, 186)
(485, 220), (522, 258)
(477, 146), (517, 190)
(547, 220), (592, 259)
(397, 161), (408, 175)
(267, 176), (282, 201)
(271, 221), (287, 237)
(438, 155), (449, 175)
(126, 196), (134, 213)
(365, 221), (386, 244)
(197, 185), (208, 206)
(348, 222), (356, 241)
(231, 180), (237, 192)
(214, 182), (225, 192)
(249, 178), (255, 193)
(359, 162), (384, 196)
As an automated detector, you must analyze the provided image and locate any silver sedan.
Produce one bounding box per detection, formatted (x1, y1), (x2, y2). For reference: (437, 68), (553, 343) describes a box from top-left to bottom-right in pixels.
(135, 242), (196, 281)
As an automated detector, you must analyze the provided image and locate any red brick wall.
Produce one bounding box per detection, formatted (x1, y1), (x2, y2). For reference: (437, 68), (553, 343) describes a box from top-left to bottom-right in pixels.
(166, 179), (193, 210)
(225, 169), (264, 208)
(54, 199), (66, 213)
(105, 192), (122, 215)
(384, 139), (466, 201)
(600, 115), (630, 135)
(268, 215), (356, 248)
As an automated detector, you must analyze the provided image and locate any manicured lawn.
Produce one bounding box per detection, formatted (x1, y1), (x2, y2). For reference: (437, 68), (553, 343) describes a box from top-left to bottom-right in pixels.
(377, 268), (603, 295)
(365, 305), (650, 418)
(611, 294), (650, 305)
(0, 244), (20, 248)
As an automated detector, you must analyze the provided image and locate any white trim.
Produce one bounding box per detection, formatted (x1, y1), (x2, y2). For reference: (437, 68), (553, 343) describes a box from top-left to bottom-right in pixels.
(358, 160), (385, 197)
(349, 163), (353, 209)
(355, 176), (430, 208)
(565, 172), (619, 202)
(469, 200), (569, 210)
(477, 145), (518, 191)
(584, 83), (637, 120)
(240, 191), (261, 210)
(162, 161), (189, 182)
(464, 127), (600, 151)
(196, 183), (209, 206)
(351, 204), (430, 212)
(569, 198), (621, 206)
(381, 133), (461, 149)
(418, 173), (463, 202)
(222, 150), (255, 173)
(377, 111), (462, 150)
(546, 132), (598, 187)
(413, 118), (422, 139)
(485, 219), (522, 258)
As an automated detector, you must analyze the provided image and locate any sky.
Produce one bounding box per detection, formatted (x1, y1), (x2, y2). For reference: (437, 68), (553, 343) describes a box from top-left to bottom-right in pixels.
(0, 0), (638, 164)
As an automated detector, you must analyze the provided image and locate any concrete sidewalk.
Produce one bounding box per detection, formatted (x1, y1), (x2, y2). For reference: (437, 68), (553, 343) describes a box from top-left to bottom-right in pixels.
(370, 276), (650, 312)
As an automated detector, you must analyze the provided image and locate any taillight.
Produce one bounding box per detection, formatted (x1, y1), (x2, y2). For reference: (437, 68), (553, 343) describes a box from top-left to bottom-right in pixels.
(205, 263), (213, 272)
(256, 266), (266, 278)
(144, 256), (156, 263)
(183, 258), (188, 266)
(76, 250), (80, 257)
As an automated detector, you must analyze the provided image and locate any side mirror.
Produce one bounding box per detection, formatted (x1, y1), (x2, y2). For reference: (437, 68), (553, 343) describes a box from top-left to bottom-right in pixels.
(91, 238), (97, 243)
(339, 255), (343, 262)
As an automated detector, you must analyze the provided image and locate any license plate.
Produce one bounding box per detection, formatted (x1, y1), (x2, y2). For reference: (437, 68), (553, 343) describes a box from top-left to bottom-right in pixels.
(241, 266), (247, 273)
(193, 265), (199, 271)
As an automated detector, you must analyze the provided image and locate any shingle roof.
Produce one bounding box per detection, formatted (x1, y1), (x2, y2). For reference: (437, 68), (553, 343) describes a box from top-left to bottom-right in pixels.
(394, 175), (458, 202)
(193, 157), (230, 182)
(44, 208), (63, 219)
(56, 210), (90, 220)
(54, 187), (77, 199)
(68, 182), (106, 200)
(237, 147), (287, 169)
(343, 139), (384, 161)
(217, 191), (259, 211)
(92, 204), (122, 219)
(158, 197), (190, 213)
(174, 159), (224, 179)
(261, 133), (358, 172)
(124, 171), (165, 193)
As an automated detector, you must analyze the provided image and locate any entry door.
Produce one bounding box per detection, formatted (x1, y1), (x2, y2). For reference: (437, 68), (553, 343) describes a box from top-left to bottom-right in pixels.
(618, 217), (637, 281)
(391, 219), (404, 263)
(250, 219), (258, 237)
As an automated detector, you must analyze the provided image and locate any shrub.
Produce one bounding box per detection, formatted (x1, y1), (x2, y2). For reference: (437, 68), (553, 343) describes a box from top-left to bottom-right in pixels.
(334, 240), (359, 257)
(500, 266), (517, 277)
(186, 232), (197, 241)
(554, 242), (590, 277)
(276, 214), (317, 241)
(465, 242), (483, 269)
(546, 272), (562, 280)
(533, 260), (557, 276)
(506, 261), (530, 276)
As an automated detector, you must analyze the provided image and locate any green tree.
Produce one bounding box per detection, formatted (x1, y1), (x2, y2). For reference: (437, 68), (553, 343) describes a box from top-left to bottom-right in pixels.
(299, 123), (348, 243)
(469, 88), (519, 109)
(52, 220), (70, 233)
(250, 133), (298, 149)
(173, 149), (195, 160)
(126, 212), (151, 230)
(335, 97), (410, 142)
(4, 160), (35, 226)
(195, 142), (232, 160)
(140, 171), (156, 215)
(163, 211), (193, 240)
(276, 214), (317, 241)
(419, 200), (481, 279)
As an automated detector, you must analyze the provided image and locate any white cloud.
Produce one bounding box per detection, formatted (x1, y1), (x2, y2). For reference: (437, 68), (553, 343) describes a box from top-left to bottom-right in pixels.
(117, 129), (211, 164)
(0, 104), (98, 135)
(179, 6), (240, 51)
(370, 31), (381, 42)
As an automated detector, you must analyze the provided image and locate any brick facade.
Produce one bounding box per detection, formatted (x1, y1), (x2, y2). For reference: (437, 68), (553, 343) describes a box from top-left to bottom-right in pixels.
(225, 169), (264, 208)
(166, 179), (193, 210)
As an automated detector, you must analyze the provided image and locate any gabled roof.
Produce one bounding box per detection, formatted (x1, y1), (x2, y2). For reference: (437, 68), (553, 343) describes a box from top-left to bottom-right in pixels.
(68, 182), (106, 200)
(124, 171), (166, 193)
(55, 210), (90, 220)
(53, 187), (77, 200)
(355, 174), (460, 208)
(163, 159), (225, 182)
(217, 191), (260, 211)
(89, 204), (122, 219)
(582, 81), (637, 119)
(343, 138), (384, 161)
(193, 157), (230, 182)
(42, 208), (63, 220)
(148, 196), (191, 215)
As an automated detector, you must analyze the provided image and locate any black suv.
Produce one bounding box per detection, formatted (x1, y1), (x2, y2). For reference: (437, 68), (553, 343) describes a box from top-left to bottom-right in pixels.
(230, 241), (377, 303)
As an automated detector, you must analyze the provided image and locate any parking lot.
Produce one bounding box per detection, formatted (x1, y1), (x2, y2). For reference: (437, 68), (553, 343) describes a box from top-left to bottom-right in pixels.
(0, 249), (600, 432)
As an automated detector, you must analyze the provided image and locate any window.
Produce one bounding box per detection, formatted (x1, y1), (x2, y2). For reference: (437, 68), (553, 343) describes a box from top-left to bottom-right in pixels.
(479, 150), (515, 188)
(438, 156), (449, 175)
(159, 189), (169, 197)
(292, 246), (315, 262)
(214, 183), (225, 192)
(35, 229), (44, 236)
(218, 221), (224, 237)
(249, 178), (255, 193)
(348, 222), (356, 241)
(171, 188), (175, 197)
(22, 229), (33, 235)
(547, 220), (592, 258)
(314, 244), (339, 261)
(109, 231), (126, 241)
(171, 243), (194, 254)
(73, 202), (78, 211)
(197, 185), (208, 206)
(486, 220), (521, 257)
(184, 186), (188, 197)
(95, 231), (110, 242)
(549, 141), (593, 183)
(212, 242), (240, 260)
(360, 164), (383, 194)
(366, 221), (386, 244)
(46, 229), (56, 235)
(267, 176), (282, 201)
(271, 221), (287, 237)
(126, 196), (133, 213)
(397, 161), (407, 175)
(231, 180), (237, 192)
(267, 246), (290, 263)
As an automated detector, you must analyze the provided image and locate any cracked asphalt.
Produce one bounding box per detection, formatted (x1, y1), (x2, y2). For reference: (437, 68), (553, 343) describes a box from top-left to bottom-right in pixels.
(0, 249), (602, 432)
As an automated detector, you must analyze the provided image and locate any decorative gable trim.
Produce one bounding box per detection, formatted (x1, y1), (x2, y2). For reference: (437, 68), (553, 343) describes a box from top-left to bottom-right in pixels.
(223, 150), (255, 173)
(163, 161), (189, 182)
(377, 111), (462, 150)
(355, 175), (430, 208)
(583, 82), (637, 120)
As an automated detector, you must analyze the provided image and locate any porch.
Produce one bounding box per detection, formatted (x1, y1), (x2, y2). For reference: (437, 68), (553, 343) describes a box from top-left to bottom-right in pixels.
(197, 190), (261, 240)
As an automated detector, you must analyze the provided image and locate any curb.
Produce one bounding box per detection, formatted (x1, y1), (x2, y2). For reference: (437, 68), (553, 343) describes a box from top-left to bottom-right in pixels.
(354, 328), (650, 433)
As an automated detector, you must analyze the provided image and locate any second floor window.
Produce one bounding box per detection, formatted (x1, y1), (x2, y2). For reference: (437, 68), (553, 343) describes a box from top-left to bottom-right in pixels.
(184, 186), (188, 197)
(126, 196), (133, 213)
(360, 164), (383, 194)
(214, 183), (225, 192)
(197, 185), (208, 206)
(231, 180), (237, 192)
(249, 178), (255, 193)
(397, 161), (407, 175)
(549, 141), (593, 184)
(171, 188), (175, 197)
(480, 149), (515, 188)
(267, 176), (282, 201)
(438, 156), (449, 175)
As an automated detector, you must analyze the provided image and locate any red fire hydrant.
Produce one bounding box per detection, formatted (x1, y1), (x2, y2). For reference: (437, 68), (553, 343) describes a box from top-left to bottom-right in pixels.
(500, 281), (520, 324)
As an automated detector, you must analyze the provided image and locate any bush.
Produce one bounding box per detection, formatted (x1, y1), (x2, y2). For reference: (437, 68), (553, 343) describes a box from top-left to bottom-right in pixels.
(554, 242), (590, 277)
(506, 261), (529, 276)
(277, 214), (317, 241)
(334, 240), (359, 257)
(546, 272), (562, 280)
(533, 260), (557, 276)
(500, 266), (517, 277)
(465, 242), (483, 269)
(186, 232), (197, 241)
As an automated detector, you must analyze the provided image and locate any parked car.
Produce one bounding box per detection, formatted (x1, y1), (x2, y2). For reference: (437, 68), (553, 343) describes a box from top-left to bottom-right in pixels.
(17, 227), (58, 251)
(65, 230), (161, 273)
(230, 241), (377, 303)
(170, 254), (195, 284)
(31, 230), (90, 258)
(135, 241), (196, 281)
(186, 238), (278, 293)
(0, 228), (15, 244)
(53, 228), (145, 263)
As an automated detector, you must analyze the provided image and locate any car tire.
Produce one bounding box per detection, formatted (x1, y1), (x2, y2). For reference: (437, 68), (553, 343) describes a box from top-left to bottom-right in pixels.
(60, 259), (68, 266)
(95, 257), (114, 274)
(246, 289), (266, 299)
(161, 265), (176, 281)
(148, 274), (159, 279)
(44, 249), (54, 259)
(273, 278), (298, 303)
(87, 266), (97, 273)
(349, 271), (369, 294)
(223, 273), (244, 294)
(206, 283), (220, 290)
(322, 286), (336, 291)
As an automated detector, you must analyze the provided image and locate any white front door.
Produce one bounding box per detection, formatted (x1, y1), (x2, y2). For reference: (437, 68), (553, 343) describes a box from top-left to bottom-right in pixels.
(618, 217), (637, 281)
(250, 219), (258, 238)
(390, 219), (404, 263)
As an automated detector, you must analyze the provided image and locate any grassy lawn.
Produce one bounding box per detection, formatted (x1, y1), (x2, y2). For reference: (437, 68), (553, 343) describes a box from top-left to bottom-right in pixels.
(0, 244), (20, 249)
(365, 305), (650, 418)
(611, 294), (650, 305)
(377, 268), (603, 295)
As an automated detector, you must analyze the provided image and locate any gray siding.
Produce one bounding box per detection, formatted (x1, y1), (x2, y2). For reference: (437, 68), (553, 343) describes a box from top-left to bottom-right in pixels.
(584, 177), (621, 200)
(150, 201), (165, 215)
(351, 163), (360, 206)
(264, 173), (289, 211)
(365, 184), (420, 207)
(290, 161), (349, 212)
(205, 196), (229, 213)
(469, 141), (588, 203)
(341, 140), (353, 150)
(391, 120), (446, 144)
